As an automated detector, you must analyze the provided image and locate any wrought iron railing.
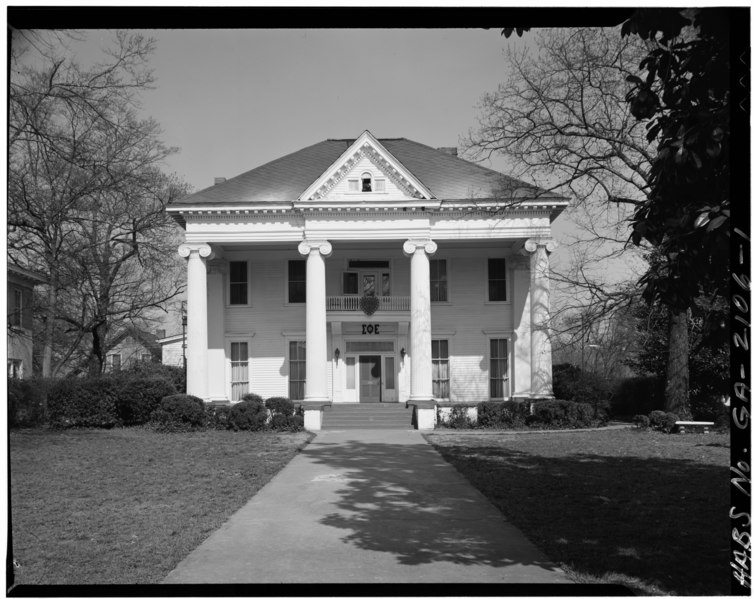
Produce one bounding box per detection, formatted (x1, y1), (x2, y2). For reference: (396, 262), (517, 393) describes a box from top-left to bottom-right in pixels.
(326, 296), (410, 311)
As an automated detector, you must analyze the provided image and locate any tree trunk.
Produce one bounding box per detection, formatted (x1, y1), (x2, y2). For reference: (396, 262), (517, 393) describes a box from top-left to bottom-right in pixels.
(42, 278), (57, 378)
(88, 324), (106, 377)
(664, 308), (691, 418)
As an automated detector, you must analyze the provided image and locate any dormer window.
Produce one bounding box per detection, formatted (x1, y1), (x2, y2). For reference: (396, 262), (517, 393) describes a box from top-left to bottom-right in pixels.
(361, 172), (372, 192)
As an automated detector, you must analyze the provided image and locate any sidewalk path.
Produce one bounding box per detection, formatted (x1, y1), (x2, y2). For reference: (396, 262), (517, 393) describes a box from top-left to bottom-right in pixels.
(163, 429), (572, 584)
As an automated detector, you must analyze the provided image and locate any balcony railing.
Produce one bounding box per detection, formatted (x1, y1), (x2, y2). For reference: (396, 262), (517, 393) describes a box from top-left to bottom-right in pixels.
(326, 295), (410, 311)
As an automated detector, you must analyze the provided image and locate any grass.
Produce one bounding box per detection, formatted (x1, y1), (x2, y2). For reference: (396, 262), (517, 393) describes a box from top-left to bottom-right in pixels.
(425, 428), (731, 596)
(9, 427), (311, 586)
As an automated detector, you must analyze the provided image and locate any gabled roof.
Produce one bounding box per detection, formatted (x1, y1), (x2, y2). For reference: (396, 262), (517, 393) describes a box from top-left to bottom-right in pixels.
(169, 136), (564, 208)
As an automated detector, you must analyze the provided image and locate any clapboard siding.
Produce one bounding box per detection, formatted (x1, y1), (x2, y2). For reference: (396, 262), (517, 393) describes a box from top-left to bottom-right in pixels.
(216, 246), (520, 402)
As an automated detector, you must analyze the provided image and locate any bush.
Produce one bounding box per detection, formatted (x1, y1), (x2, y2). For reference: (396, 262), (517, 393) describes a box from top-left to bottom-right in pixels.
(240, 393), (264, 406)
(553, 363), (613, 413)
(207, 404), (231, 430)
(228, 399), (267, 431)
(646, 410), (680, 433)
(648, 410), (667, 429)
(476, 401), (529, 429)
(266, 396), (295, 417)
(611, 376), (665, 417)
(526, 399), (603, 429)
(444, 405), (475, 429)
(116, 377), (177, 425)
(47, 376), (123, 428)
(633, 414), (651, 429)
(151, 394), (206, 432)
(8, 378), (49, 427)
(125, 361), (186, 394)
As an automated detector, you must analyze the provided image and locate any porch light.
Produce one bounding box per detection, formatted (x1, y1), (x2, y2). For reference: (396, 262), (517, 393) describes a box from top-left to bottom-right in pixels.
(400, 347), (406, 361)
(334, 348), (340, 363)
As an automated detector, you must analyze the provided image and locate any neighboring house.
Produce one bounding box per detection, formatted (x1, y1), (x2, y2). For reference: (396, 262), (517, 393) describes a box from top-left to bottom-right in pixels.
(7, 264), (47, 379)
(167, 131), (568, 430)
(157, 334), (185, 368)
(105, 328), (162, 373)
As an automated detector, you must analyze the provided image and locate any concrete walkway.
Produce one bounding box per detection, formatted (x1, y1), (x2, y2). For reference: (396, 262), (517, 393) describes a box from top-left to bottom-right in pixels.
(163, 429), (572, 585)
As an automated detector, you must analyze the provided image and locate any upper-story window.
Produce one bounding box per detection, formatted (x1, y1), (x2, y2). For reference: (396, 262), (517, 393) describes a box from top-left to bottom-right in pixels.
(229, 261), (248, 305)
(288, 260), (306, 303)
(361, 172), (372, 192)
(9, 288), (22, 327)
(430, 260), (448, 302)
(488, 258), (507, 302)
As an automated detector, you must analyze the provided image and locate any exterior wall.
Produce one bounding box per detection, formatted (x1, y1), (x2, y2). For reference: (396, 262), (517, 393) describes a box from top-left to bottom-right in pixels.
(161, 339), (184, 367)
(212, 244), (524, 404)
(7, 278), (36, 379)
(106, 336), (158, 372)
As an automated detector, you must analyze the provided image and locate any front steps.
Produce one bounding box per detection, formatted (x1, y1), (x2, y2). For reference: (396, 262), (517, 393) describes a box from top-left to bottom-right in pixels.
(322, 402), (414, 430)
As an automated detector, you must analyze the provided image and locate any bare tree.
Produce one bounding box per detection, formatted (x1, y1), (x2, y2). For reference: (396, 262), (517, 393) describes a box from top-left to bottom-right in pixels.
(465, 27), (675, 394)
(9, 30), (186, 376)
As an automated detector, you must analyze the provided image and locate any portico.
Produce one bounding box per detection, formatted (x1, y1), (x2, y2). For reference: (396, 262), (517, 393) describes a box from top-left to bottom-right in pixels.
(169, 131), (568, 430)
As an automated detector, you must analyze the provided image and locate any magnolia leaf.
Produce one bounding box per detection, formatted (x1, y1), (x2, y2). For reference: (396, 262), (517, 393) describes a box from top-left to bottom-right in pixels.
(707, 215), (727, 231)
(694, 212), (710, 228)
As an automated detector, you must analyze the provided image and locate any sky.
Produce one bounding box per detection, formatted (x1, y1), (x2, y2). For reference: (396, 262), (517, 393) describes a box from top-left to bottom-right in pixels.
(124, 28), (521, 194)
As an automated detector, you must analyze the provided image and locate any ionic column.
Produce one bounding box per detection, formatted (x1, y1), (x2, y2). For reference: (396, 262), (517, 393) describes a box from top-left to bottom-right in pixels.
(298, 241), (332, 428)
(523, 238), (557, 399)
(403, 239), (437, 429)
(178, 243), (214, 400)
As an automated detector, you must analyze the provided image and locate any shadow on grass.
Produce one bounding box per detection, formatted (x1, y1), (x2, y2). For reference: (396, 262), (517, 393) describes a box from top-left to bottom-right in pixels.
(429, 442), (730, 596)
(301, 439), (567, 576)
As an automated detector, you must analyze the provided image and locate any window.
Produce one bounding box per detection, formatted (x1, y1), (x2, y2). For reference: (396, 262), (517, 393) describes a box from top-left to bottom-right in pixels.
(346, 357), (356, 389)
(229, 261), (248, 305)
(348, 179), (358, 192)
(8, 359), (22, 379)
(361, 172), (372, 192)
(488, 258), (507, 302)
(230, 342), (249, 401)
(432, 340), (450, 399)
(343, 272), (359, 295)
(430, 260), (447, 302)
(9, 288), (22, 327)
(107, 353), (121, 372)
(385, 356), (395, 390)
(375, 179), (386, 192)
(490, 339), (509, 399)
(289, 341), (306, 400)
(288, 260), (306, 303)
(141, 353), (152, 362)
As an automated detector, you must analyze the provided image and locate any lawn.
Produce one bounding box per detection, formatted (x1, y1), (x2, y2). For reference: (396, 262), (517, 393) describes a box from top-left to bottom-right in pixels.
(425, 428), (731, 596)
(9, 427), (311, 586)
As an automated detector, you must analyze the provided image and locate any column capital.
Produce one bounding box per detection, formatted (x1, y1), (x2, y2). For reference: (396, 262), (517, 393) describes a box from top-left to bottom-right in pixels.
(521, 238), (557, 255)
(298, 239), (332, 257)
(178, 243), (214, 259)
(403, 239), (437, 257)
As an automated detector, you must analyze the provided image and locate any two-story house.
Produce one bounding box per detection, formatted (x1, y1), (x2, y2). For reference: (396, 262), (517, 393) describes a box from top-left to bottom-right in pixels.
(8, 264), (46, 379)
(167, 131), (567, 430)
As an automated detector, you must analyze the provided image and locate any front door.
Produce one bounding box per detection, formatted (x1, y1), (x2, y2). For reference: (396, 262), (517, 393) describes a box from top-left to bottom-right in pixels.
(359, 355), (381, 403)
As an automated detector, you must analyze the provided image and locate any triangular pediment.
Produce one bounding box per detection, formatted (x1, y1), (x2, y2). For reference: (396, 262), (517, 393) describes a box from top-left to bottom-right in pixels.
(298, 131), (434, 202)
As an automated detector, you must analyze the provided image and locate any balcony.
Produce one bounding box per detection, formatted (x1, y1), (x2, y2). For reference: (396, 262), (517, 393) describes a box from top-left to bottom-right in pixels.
(326, 295), (410, 311)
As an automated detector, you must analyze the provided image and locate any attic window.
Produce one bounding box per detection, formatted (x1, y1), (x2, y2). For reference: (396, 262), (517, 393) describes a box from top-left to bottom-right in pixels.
(348, 179), (358, 192)
(361, 172), (372, 192)
(375, 179), (385, 192)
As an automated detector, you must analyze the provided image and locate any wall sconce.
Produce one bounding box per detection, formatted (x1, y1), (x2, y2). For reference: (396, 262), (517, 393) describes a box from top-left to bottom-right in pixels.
(400, 347), (406, 361)
(334, 348), (340, 363)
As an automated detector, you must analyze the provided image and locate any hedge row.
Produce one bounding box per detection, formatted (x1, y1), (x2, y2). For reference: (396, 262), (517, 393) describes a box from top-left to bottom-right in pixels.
(441, 399), (607, 430)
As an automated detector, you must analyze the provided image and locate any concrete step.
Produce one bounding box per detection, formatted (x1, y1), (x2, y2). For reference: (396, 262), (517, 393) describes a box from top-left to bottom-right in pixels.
(323, 403), (414, 430)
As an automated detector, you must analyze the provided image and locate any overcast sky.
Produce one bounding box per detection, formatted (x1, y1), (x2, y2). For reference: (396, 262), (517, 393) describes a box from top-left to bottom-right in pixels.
(126, 28), (522, 193)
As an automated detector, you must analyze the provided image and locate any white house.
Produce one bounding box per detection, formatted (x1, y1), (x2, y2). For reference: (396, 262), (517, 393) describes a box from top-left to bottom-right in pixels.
(7, 264), (47, 379)
(167, 131), (567, 430)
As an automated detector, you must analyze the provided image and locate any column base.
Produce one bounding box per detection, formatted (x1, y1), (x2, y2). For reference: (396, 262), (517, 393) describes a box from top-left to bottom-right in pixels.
(407, 399), (437, 430)
(301, 400), (332, 432)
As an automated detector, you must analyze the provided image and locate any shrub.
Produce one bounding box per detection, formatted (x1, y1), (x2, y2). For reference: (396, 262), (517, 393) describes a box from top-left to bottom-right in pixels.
(266, 396), (295, 417)
(476, 401), (529, 429)
(553, 363), (613, 413)
(116, 377), (177, 425)
(47, 376), (123, 428)
(633, 414), (651, 429)
(611, 376), (665, 417)
(648, 410), (667, 429)
(526, 399), (602, 429)
(240, 393), (264, 406)
(125, 361), (186, 394)
(228, 399), (267, 431)
(8, 378), (49, 427)
(445, 405), (475, 429)
(207, 404), (231, 430)
(151, 394), (206, 432)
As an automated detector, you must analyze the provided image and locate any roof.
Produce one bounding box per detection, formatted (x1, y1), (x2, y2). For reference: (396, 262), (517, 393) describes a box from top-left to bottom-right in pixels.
(169, 137), (564, 207)
(8, 263), (48, 285)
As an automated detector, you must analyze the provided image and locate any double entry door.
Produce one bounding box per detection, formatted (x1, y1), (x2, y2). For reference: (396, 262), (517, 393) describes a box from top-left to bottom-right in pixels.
(347, 353), (397, 403)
